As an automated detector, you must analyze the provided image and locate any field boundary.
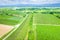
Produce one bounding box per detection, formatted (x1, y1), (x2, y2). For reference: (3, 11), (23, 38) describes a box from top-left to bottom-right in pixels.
(32, 16), (36, 40)
(33, 24), (60, 26)
(3, 14), (29, 40)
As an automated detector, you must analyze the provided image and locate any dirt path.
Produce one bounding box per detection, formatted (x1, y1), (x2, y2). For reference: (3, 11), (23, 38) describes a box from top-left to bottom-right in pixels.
(0, 24), (14, 38)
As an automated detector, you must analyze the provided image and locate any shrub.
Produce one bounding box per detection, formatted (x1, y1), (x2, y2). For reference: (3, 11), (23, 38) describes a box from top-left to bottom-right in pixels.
(56, 15), (60, 19)
(50, 12), (54, 14)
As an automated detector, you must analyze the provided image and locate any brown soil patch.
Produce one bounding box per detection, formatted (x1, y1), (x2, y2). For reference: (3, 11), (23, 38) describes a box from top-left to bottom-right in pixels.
(0, 24), (14, 38)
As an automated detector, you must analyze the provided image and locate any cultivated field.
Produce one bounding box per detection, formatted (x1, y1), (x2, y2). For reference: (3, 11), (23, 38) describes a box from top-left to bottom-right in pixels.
(0, 24), (13, 38)
(32, 13), (60, 40)
(28, 8), (60, 40)
(0, 8), (60, 40)
(0, 8), (27, 40)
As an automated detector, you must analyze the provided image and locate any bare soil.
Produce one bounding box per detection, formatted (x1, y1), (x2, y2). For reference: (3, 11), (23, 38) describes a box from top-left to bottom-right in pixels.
(0, 24), (14, 38)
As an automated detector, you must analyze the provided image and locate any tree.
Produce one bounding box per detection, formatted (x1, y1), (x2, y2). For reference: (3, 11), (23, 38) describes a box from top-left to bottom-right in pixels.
(50, 12), (54, 14)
